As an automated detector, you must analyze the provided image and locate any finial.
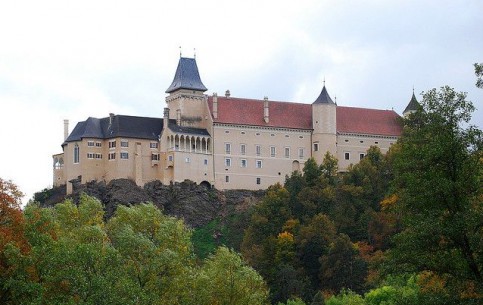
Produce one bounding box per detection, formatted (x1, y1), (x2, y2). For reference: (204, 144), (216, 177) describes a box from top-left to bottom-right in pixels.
(179, 46), (182, 58)
(334, 95), (337, 105)
(323, 77), (326, 87)
(412, 85), (414, 94)
(194, 48), (196, 59)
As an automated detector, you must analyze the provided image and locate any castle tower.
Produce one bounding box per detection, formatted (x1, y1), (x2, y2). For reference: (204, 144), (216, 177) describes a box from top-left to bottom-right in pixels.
(311, 84), (337, 163)
(165, 57), (209, 129)
(402, 91), (421, 117)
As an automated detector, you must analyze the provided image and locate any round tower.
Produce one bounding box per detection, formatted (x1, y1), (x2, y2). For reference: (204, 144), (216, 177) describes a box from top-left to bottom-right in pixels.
(312, 84), (337, 164)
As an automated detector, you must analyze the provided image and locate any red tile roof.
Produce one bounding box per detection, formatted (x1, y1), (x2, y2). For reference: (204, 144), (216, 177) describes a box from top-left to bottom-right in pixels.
(207, 96), (402, 136)
(208, 96), (313, 129)
(337, 106), (402, 136)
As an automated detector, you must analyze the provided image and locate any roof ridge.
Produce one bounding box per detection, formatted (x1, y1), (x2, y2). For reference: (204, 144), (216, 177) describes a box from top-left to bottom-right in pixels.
(213, 95), (312, 106)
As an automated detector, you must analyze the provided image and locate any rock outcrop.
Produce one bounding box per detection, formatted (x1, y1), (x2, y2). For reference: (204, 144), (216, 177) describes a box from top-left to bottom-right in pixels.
(36, 179), (265, 228)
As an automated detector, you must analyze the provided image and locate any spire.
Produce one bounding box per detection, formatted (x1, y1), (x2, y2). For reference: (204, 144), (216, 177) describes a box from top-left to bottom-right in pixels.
(313, 84), (335, 104)
(403, 90), (421, 115)
(165, 57), (208, 94)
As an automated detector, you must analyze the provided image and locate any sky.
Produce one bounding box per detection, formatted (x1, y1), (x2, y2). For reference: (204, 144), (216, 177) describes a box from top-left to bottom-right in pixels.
(0, 0), (482, 203)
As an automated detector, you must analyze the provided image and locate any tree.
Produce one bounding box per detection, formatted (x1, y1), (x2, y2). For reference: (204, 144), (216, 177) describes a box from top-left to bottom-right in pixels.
(303, 158), (322, 187)
(196, 246), (269, 305)
(0, 178), (27, 304)
(319, 234), (367, 294)
(475, 63), (483, 88)
(389, 86), (482, 300)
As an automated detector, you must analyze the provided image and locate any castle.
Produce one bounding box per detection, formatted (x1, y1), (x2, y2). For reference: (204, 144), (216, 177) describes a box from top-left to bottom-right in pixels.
(53, 57), (418, 193)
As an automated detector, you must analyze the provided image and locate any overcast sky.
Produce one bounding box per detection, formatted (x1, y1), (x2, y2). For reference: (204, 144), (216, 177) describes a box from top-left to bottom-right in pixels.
(1, 0), (482, 203)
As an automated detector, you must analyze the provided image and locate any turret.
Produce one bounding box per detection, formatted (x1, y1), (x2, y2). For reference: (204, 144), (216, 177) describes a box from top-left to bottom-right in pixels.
(312, 84), (337, 163)
(403, 91), (421, 117)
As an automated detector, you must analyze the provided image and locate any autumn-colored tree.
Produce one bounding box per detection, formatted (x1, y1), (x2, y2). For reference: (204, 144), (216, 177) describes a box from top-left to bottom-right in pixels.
(0, 178), (27, 304)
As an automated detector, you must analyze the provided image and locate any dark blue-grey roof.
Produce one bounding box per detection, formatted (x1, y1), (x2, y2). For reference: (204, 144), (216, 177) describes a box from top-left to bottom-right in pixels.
(64, 115), (164, 144)
(165, 57), (208, 93)
(168, 121), (211, 137)
(403, 92), (421, 114)
(313, 85), (335, 104)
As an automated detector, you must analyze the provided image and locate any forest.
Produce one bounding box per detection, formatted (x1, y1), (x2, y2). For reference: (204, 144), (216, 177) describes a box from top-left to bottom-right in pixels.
(1, 86), (482, 304)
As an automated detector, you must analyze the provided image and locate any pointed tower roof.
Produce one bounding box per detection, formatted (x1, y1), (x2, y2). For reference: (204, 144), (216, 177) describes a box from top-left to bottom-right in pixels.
(313, 85), (335, 104)
(165, 57), (208, 93)
(403, 92), (421, 114)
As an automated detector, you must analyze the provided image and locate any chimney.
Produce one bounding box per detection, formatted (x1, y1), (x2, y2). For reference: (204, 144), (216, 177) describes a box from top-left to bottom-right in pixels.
(225, 89), (231, 98)
(176, 109), (181, 125)
(263, 96), (269, 123)
(163, 108), (170, 129)
(109, 113), (114, 125)
(63, 119), (69, 141)
(213, 93), (218, 119)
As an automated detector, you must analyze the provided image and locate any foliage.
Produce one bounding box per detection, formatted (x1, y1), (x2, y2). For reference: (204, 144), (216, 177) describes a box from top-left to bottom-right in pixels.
(0, 178), (26, 304)
(475, 63), (483, 88)
(0, 193), (269, 305)
(278, 298), (307, 305)
(325, 289), (365, 305)
(389, 86), (483, 301)
(242, 152), (384, 303)
(196, 246), (269, 305)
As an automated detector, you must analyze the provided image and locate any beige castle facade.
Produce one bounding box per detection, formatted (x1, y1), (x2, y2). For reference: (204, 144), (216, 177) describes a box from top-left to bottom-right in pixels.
(53, 57), (415, 194)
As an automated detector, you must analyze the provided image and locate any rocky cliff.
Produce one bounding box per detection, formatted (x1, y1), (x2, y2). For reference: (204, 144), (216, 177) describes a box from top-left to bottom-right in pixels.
(36, 179), (265, 228)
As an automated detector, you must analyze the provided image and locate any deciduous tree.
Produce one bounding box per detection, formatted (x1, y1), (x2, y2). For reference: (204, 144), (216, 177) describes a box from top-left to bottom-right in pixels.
(389, 86), (483, 300)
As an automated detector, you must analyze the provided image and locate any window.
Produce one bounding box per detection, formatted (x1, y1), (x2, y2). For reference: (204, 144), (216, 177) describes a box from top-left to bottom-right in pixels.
(109, 140), (116, 149)
(120, 152), (129, 159)
(225, 158), (232, 167)
(168, 155), (173, 161)
(240, 159), (247, 168)
(225, 143), (231, 154)
(204, 159), (208, 165)
(95, 142), (102, 147)
(256, 160), (262, 168)
(345, 139), (349, 142)
(360, 153), (365, 160)
(87, 153), (95, 159)
(313, 143), (319, 152)
(345, 152), (350, 160)
(256, 145), (261, 156)
(87, 141), (95, 147)
(256, 177), (261, 185)
(151, 153), (160, 161)
(95, 153), (102, 159)
(241, 131), (246, 135)
(74, 144), (80, 164)
(108, 152), (116, 160)
(225, 175), (230, 183)
(375, 141), (379, 144)
(285, 147), (290, 158)
(150, 142), (158, 149)
(270, 146), (276, 157)
(121, 140), (129, 147)
(185, 157), (191, 163)
(360, 140), (364, 143)
(298, 148), (304, 159)
(240, 144), (246, 155)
